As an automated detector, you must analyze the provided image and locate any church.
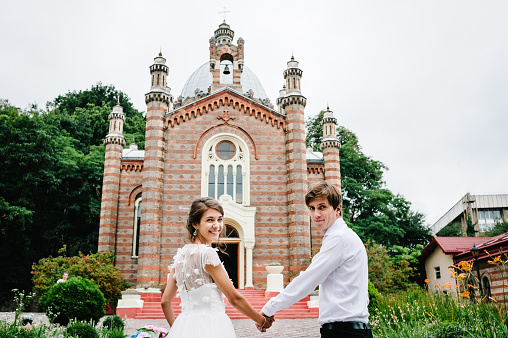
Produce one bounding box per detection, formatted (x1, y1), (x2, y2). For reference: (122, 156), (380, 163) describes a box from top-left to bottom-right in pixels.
(98, 21), (341, 291)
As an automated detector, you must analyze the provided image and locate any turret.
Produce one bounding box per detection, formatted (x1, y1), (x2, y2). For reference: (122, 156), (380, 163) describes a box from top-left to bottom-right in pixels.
(279, 55), (310, 280)
(320, 106), (341, 190)
(98, 101), (126, 253)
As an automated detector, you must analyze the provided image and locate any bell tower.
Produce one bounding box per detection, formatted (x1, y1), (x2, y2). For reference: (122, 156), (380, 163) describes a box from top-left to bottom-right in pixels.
(209, 21), (244, 93)
(138, 52), (173, 288)
(277, 55), (310, 279)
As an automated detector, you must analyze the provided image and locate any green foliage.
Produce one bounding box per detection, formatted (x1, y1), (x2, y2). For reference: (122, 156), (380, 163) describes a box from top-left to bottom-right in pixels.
(371, 287), (508, 337)
(32, 249), (130, 309)
(486, 220), (508, 237)
(66, 321), (100, 338)
(0, 84), (143, 306)
(102, 315), (125, 330)
(47, 83), (145, 149)
(368, 282), (381, 317)
(39, 276), (105, 326)
(305, 111), (432, 249)
(427, 321), (471, 338)
(366, 242), (414, 293)
(437, 221), (464, 237)
(0, 320), (65, 338)
(389, 244), (424, 265)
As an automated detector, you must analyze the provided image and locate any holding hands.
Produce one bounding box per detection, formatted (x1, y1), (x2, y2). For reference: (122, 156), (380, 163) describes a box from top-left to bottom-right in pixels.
(255, 311), (275, 332)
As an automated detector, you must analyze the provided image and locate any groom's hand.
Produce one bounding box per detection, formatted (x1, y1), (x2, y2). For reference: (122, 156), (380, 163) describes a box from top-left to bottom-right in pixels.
(258, 311), (275, 331)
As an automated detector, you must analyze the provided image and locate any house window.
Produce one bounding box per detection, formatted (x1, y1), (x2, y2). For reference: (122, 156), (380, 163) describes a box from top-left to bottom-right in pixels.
(478, 210), (502, 232)
(202, 134), (250, 205)
(132, 196), (142, 257)
(434, 266), (441, 279)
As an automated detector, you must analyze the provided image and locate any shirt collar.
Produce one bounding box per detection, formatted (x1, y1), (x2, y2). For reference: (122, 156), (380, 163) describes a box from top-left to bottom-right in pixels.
(324, 217), (347, 238)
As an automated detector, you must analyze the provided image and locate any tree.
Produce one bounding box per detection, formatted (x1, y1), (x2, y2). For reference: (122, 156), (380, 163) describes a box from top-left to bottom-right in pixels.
(0, 84), (144, 307)
(486, 220), (508, 237)
(305, 111), (432, 248)
(46, 83), (145, 149)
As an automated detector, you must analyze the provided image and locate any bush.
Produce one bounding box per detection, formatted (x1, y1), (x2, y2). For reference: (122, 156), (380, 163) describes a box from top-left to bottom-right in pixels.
(366, 242), (414, 293)
(31, 248), (130, 310)
(368, 281), (381, 316)
(66, 321), (99, 338)
(39, 276), (105, 326)
(102, 315), (125, 330)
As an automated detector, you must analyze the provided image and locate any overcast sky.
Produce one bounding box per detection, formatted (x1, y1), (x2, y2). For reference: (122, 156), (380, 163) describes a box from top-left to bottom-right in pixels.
(1, 0), (507, 226)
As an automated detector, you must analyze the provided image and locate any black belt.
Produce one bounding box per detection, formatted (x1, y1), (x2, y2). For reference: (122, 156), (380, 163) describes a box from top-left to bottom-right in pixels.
(321, 321), (371, 331)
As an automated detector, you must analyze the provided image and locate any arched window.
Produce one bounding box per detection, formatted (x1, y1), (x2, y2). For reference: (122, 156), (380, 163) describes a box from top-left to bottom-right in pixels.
(202, 134), (250, 205)
(132, 196), (142, 257)
(483, 276), (492, 301)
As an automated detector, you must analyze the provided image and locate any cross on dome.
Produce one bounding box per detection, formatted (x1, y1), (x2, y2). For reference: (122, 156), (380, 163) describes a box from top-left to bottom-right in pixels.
(218, 6), (231, 22)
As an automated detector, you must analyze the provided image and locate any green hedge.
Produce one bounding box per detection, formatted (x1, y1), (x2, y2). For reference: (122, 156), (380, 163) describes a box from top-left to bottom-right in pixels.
(39, 276), (105, 326)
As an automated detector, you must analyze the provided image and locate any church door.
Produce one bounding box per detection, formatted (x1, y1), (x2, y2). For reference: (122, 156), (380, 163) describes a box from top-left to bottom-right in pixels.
(214, 225), (240, 288)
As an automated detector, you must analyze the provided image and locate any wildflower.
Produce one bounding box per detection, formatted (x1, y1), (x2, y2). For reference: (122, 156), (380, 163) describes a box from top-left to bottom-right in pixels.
(444, 282), (452, 288)
(488, 256), (501, 264)
(461, 291), (470, 298)
(424, 279), (429, 283)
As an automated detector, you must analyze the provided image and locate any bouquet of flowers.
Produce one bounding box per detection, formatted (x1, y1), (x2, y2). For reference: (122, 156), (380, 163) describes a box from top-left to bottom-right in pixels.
(130, 325), (169, 338)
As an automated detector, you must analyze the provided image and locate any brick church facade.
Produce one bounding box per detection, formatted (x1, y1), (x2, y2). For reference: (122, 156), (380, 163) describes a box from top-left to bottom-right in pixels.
(98, 21), (341, 290)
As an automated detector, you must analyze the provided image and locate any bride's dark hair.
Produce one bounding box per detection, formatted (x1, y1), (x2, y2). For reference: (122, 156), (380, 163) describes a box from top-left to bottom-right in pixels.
(187, 197), (226, 246)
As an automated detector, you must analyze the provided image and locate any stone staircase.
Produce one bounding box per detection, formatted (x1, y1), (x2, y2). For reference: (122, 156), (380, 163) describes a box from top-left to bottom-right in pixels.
(134, 289), (318, 319)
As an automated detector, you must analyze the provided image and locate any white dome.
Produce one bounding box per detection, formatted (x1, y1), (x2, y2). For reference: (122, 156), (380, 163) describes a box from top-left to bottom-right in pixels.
(181, 62), (268, 100)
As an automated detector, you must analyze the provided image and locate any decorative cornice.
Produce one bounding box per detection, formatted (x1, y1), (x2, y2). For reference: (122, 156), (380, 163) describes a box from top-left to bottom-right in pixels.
(322, 116), (337, 125)
(121, 163), (143, 172)
(277, 94), (307, 109)
(104, 135), (126, 147)
(145, 91), (172, 105)
(166, 91), (286, 131)
(320, 140), (341, 150)
(307, 163), (325, 174)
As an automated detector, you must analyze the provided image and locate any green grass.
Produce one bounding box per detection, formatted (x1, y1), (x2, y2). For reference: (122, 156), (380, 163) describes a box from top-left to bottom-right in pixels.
(371, 287), (508, 337)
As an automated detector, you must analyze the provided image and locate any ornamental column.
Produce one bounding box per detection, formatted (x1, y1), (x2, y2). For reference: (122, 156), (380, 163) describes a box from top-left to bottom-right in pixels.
(244, 239), (255, 288)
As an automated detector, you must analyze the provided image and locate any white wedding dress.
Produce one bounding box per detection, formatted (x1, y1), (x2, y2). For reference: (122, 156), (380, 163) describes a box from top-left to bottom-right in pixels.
(167, 243), (236, 338)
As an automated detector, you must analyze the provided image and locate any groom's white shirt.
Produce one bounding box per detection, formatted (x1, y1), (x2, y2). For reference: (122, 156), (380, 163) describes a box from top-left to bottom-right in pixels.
(262, 217), (369, 325)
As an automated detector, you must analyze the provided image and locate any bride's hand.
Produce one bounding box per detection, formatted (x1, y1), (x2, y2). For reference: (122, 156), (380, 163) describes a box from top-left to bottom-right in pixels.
(256, 312), (275, 332)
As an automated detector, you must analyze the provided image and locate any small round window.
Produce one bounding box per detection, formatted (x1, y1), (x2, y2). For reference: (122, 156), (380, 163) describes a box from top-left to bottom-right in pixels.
(216, 141), (236, 160)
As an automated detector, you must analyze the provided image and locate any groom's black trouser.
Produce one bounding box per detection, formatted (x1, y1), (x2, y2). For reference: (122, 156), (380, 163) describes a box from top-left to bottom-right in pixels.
(320, 321), (373, 338)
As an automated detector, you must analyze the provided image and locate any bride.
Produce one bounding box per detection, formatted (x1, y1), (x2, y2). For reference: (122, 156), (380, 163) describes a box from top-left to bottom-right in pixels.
(161, 197), (273, 337)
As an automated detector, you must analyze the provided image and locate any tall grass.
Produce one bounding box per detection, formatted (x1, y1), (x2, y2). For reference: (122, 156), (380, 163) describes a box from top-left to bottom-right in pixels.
(371, 287), (508, 337)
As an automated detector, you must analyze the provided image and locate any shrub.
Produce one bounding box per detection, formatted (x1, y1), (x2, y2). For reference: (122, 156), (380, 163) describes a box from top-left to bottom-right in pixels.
(66, 321), (99, 338)
(428, 321), (472, 338)
(31, 248), (130, 310)
(39, 276), (105, 326)
(368, 281), (381, 316)
(102, 315), (125, 330)
(366, 242), (414, 293)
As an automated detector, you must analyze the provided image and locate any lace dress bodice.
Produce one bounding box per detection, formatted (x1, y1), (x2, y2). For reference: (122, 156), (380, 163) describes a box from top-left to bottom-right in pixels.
(171, 244), (226, 314)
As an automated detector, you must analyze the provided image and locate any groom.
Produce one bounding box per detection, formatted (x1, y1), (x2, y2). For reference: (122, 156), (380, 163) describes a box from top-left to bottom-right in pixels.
(261, 181), (372, 337)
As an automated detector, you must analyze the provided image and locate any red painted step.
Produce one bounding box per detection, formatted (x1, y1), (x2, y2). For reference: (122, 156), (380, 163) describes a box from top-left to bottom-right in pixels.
(134, 289), (318, 319)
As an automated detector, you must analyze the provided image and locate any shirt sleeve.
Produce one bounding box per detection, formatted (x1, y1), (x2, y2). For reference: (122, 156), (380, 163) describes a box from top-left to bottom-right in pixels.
(201, 246), (222, 268)
(262, 234), (345, 317)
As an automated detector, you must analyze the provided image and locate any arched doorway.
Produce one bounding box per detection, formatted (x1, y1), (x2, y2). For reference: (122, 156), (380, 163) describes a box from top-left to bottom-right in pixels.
(214, 225), (241, 288)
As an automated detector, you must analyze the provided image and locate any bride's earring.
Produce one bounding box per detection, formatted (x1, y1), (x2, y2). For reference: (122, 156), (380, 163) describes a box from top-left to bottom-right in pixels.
(193, 229), (197, 236)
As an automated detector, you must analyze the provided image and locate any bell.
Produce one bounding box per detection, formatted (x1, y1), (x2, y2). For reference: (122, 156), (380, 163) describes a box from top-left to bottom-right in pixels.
(223, 64), (230, 75)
